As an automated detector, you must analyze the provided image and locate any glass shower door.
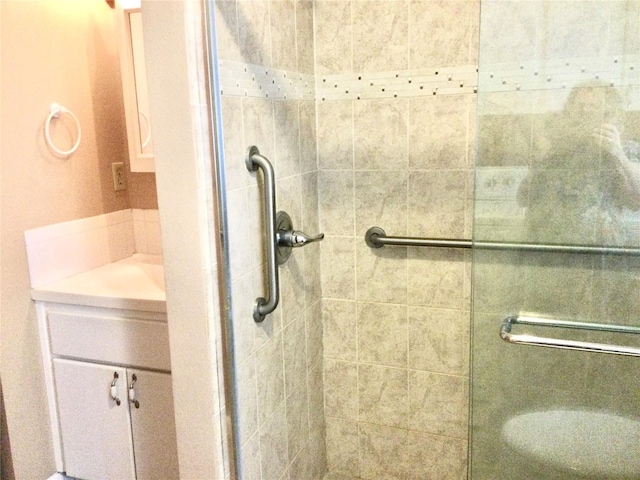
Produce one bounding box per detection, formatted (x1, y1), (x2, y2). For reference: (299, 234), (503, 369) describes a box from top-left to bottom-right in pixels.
(471, 1), (640, 478)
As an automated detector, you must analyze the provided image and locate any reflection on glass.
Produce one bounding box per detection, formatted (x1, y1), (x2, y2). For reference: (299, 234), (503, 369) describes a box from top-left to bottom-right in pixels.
(517, 82), (640, 246)
(471, 1), (640, 479)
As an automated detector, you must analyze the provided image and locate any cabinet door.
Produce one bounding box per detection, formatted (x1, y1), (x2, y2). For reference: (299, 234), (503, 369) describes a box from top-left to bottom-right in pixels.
(53, 359), (136, 480)
(128, 370), (179, 479)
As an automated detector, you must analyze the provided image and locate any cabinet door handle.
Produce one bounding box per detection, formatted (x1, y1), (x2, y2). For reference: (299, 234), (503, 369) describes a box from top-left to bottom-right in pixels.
(128, 374), (140, 409)
(110, 372), (121, 406)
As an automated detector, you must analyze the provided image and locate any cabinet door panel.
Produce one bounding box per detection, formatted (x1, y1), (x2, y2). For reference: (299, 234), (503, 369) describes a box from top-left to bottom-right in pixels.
(128, 370), (179, 479)
(53, 359), (136, 480)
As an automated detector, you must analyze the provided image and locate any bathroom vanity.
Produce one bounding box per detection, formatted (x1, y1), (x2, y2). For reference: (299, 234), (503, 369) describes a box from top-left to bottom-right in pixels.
(33, 255), (178, 480)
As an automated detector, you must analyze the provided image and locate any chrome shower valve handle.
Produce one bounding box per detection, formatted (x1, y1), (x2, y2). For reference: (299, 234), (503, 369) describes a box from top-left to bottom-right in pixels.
(277, 230), (324, 248)
(275, 211), (323, 264)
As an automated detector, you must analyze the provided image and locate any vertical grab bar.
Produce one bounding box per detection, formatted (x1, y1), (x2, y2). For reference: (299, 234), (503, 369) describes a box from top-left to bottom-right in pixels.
(245, 146), (279, 322)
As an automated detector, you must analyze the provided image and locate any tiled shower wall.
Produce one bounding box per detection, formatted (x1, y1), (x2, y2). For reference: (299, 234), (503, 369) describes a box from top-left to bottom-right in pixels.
(315, 0), (478, 478)
(214, 0), (326, 479)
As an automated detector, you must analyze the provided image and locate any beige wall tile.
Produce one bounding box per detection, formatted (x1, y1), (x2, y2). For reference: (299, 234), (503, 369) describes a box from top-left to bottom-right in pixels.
(478, 0), (539, 64)
(238, 432), (262, 480)
(356, 242), (407, 304)
(299, 102), (318, 174)
(522, 254), (597, 320)
(303, 242), (323, 307)
(277, 175), (303, 228)
(323, 299), (358, 361)
(256, 332), (286, 424)
(358, 364), (408, 428)
(476, 114), (533, 168)
(288, 430), (327, 480)
(358, 302), (408, 367)
(280, 252), (308, 322)
(319, 171), (355, 235)
(307, 358), (326, 433)
(406, 431), (467, 480)
(609, 0), (640, 57)
(271, 0), (298, 71)
(326, 417), (360, 477)
(409, 0), (475, 69)
(286, 383), (310, 461)
(259, 403), (289, 480)
(408, 307), (470, 376)
(408, 170), (466, 238)
(407, 247), (465, 309)
(409, 95), (470, 170)
(306, 300), (324, 368)
(214, 0), (242, 62)
(284, 315), (308, 395)
(309, 422), (329, 479)
(274, 100), (301, 178)
(353, 1), (408, 72)
(463, 251), (472, 309)
(324, 359), (359, 419)
(288, 421), (327, 479)
(541, 1), (608, 60)
(317, 101), (354, 170)
(314, 1), (353, 75)
(237, 0), (272, 66)
(472, 251), (526, 315)
(296, 1), (316, 75)
(359, 423), (408, 480)
(301, 172), (320, 234)
(408, 370), (468, 438)
(321, 237), (356, 300)
(354, 170), (408, 238)
(236, 355), (259, 447)
(221, 96), (247, 191)
(354, 99), (408, 170)
(243, 97), (275, 162)
(226, 188), (252, 278)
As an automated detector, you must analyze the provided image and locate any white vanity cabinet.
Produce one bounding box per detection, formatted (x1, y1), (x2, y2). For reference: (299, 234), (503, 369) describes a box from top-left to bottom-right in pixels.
(36, 302), (178, 480)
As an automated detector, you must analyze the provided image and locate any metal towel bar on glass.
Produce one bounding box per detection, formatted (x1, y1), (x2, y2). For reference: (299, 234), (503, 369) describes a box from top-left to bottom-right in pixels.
(500, 315), (640, 357)
(365, 226), (640, 256)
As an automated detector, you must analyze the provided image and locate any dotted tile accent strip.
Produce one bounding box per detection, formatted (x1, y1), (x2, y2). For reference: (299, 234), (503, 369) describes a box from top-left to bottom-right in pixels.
(219, 55), (640, 104)
(317, 65), (479, 101)
(218, 60), (315, 100)
(479, 54), (640, 94)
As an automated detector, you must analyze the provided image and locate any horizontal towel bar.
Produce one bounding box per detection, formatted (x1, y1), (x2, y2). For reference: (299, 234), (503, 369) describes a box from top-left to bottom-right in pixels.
(500, 315), (640, 357)
(365, 227), (640, 256)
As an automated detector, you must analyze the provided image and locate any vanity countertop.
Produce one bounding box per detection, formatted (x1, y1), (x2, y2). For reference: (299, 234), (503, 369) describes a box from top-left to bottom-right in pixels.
(31, 254), (166, 313)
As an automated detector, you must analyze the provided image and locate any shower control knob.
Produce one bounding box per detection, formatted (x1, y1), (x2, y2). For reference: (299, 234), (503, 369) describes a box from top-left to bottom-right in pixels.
(278, 230), (324, 248)
(274, 211), (324, 265)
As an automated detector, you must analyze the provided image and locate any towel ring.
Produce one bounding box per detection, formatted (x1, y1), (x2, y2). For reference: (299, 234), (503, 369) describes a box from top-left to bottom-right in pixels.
(45, 103), (82, 156)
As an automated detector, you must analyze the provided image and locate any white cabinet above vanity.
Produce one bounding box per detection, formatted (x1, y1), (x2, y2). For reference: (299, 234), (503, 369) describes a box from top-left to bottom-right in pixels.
(115, 0), (154, 172)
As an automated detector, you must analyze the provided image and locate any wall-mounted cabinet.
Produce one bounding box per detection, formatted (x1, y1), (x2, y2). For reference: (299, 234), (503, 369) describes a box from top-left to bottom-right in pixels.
(116, 0), (154, 172)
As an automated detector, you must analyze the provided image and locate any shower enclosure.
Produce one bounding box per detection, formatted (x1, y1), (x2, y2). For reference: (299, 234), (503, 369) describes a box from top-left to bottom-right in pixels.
(206, 0), (640, 478)
(471, 1), (640, 478)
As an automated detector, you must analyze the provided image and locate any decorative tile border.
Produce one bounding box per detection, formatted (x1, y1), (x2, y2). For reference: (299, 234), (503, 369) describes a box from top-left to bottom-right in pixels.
(317, 65), (478, 101)
(218, 60), (315, 100)
(479, 54), (640, 95)
(218, 55), (640, 105)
